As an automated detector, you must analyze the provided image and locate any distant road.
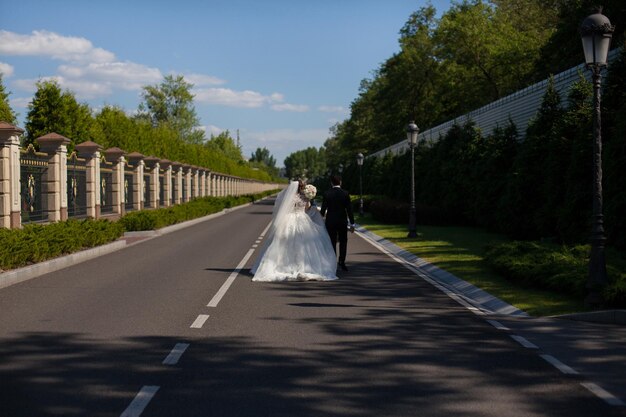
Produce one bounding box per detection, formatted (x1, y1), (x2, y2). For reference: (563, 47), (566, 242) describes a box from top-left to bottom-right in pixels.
(0, 199), (623, 417)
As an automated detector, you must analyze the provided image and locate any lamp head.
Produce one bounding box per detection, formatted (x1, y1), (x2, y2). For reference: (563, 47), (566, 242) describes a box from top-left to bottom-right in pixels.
(580, 9), (614, 66)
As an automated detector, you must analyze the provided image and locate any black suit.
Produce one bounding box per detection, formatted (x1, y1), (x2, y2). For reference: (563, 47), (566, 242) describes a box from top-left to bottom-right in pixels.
(321, 186), (355, 265)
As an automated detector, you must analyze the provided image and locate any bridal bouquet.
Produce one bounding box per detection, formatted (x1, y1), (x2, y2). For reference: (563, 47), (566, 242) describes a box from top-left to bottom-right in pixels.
(303, 184), (317, 200)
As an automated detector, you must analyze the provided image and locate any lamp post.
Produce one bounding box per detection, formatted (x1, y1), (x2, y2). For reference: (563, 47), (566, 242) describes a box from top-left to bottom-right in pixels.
(580, 9), (613, 307)
(356, 153), (364, 216)
(406, 121), (419, 238)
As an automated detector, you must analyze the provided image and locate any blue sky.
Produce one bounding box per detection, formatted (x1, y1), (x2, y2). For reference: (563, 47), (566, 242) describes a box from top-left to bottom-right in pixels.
(1, 0), (452, 166)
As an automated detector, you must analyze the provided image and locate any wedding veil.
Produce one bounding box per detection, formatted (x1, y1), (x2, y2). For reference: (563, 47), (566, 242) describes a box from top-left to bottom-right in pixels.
(250, 181), (299, 274)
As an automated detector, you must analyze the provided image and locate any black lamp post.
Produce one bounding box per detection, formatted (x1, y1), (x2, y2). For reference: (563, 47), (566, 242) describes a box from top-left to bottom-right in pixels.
(406, 121), (419, 238)
(580, 8), (614, 307)
(356, 152), (364, 216)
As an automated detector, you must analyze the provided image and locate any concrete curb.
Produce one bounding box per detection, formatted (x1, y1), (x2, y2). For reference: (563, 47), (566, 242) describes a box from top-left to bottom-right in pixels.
(356, 226), (529, 317)
(0, 240), (127, 290)
(0, 197), (272, 289)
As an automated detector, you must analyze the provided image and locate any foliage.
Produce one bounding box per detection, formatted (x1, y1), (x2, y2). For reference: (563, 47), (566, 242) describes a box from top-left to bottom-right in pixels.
(24, 80), (95, 151)
(0, 73), (17, 124)
(92, 106), (277, 182)
(284, 147), (327, 181)
(136, 74), (204, 144)
(250, 147), (276, 168)
(485, 241), (626, 308)
(205, 130), (244, 161)
(120, 190), (279, 231)
(321, 0), (559, 166)
(0, 219), (124, 270)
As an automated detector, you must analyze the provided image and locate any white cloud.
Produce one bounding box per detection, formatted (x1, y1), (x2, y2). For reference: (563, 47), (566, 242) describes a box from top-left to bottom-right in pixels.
(201, 124), (224, 136)
(271, 103), (309, 112)
(0, 30), (115, 63)
(13, 76), (112, 98)
(9, 97), (31, 108)
(0, 62), (14, 77)
(242, 128), (330, 165)
(318, 105), (348, 114)
(194, 87), (283, 108)
(58, 62), (163, 90)
(183, 73), (226, 86)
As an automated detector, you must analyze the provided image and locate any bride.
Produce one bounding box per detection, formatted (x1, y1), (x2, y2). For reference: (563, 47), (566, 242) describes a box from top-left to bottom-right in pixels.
(251, 180), (338, 282)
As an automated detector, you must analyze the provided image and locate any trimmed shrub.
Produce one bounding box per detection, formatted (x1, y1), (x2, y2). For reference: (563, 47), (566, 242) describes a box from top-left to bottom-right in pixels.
(0, 219), (124, 270)
(485, 241), (626, 308)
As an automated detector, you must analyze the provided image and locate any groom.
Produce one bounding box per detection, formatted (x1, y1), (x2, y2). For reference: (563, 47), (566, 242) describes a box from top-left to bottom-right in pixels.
(321, 175), (355, 271)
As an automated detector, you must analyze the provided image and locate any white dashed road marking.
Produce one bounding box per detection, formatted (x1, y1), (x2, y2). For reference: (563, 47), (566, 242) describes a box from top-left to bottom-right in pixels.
(120, 385), (160, 417)
(581, 382), (626, 406)
(510, 335), (538, 349)
(190, 314), (210, 329)
(486, 319), (509, 331)
(540, 354), (578, 375)
(163, 343), (190, 365)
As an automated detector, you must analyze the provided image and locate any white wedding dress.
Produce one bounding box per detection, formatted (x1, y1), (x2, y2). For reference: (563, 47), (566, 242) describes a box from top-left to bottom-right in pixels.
(251, 181), (338, 282)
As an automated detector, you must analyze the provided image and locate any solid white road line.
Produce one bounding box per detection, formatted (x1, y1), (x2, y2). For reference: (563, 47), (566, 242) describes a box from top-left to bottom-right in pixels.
(190, 314), (210, 329)
(208, 248), (255, 307)
(581, 382), (626, 406)
(510, 335), (539, 349)
(163, 343), (190, 365)
(120, 385), (160, 417)
(486, 319), (510, 331)
(540, 354), (578, 375)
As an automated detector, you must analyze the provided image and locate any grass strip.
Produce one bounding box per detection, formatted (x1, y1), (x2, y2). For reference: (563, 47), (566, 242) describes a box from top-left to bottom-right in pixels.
(356, 214), (586, 317)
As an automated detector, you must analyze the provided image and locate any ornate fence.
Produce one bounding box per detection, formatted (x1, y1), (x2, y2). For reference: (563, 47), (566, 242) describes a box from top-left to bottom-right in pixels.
(0, 124), (282, 229)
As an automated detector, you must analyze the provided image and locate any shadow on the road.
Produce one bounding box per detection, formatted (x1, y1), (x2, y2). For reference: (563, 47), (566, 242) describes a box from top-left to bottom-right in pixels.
(1, 254), (623, 416)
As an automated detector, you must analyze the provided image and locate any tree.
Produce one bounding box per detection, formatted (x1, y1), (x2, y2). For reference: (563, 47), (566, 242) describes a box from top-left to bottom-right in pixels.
(284, 147), (327, 181)
(0, 73), (17, 124)
(137, 74), (204, 144)
(250, 147), (276, 168)
(205, 130), (243, 161)
(24, 80), (94, 148)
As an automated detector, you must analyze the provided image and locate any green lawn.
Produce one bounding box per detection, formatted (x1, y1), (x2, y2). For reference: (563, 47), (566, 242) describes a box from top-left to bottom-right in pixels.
(356, 214), (586, 317)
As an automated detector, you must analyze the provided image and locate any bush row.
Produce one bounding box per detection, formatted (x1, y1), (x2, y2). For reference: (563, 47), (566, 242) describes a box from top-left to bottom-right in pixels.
(0, 190), (279, 270)
(120, 191), (276, 231)
(368, 198), (452, 226)
(0, 219), (125, 270)
(484, 241), (626, 308)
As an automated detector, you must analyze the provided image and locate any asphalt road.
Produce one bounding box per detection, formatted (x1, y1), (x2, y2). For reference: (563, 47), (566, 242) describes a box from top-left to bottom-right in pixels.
(0, 199), (623, 417)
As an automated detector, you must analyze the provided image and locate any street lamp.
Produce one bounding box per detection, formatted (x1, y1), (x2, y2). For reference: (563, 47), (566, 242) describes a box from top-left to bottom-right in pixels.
(406, 121), (419, 238)
(580, 8), (614, 307)
(356, 152), (364, 216)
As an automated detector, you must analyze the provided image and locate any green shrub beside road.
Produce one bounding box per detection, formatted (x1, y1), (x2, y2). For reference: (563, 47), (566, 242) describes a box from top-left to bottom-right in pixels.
(0, 219), (124, 270)
(485, 241), (626, 309)
(0, 190), (279, 271)
(358, 214), (626, 314)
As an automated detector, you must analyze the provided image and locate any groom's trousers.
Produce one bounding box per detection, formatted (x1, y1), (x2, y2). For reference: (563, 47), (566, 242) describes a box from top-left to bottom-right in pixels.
(326, 222), (348, 265)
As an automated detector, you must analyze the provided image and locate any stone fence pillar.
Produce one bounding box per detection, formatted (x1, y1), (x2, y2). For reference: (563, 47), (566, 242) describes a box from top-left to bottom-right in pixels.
(143, 156), (160, 209)
(104, 147), (125, 216)
(183, 165), (192, 202)
(160, 159), (172, 207)
(75, 141), (102, 219)
(0, 123), (24, 228)
(126, 152), (144, 211)
(192, 167), (199, 199)
(37, 133), (71, 222)
(199, 170), (206, 198)
(171, 162), (182, 205)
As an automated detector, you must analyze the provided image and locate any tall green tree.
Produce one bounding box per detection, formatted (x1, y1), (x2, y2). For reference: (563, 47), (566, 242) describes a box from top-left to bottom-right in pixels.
(24, 80), (94, 148)
(137, 74), (204, 144)
(0, 73), (17, 124)
(250, 147), (276, 168)
(205, 131), (243, 161)
(284, 147), (327, 181)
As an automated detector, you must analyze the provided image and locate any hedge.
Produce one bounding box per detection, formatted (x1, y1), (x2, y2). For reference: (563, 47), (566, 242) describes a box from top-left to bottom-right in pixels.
(0, 190), (280, 271)
(0, 219), (124, 270)
(485, 241), (626, 308)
